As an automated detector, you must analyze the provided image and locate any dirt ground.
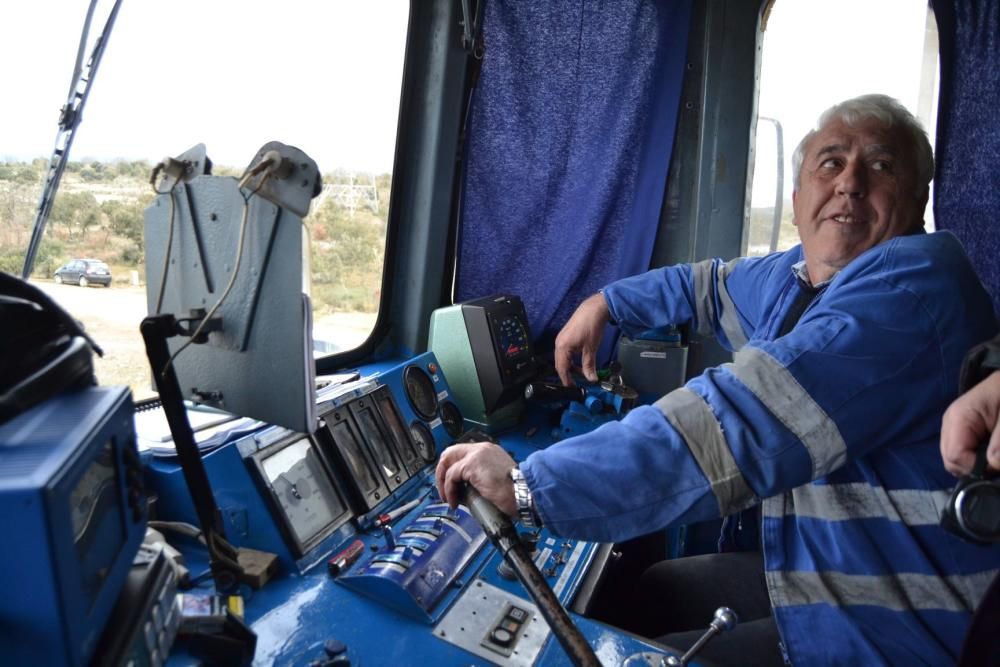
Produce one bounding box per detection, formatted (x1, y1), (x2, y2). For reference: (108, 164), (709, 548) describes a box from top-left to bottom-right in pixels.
(31, 280), (376, 401)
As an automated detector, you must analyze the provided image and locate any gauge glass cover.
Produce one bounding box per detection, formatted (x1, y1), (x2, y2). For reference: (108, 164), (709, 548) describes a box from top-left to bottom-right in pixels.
(440, 401), (464, 438)
(409, 421), (436, 463)
(404, 365), (439, 420)
(260, 437), (347, 547)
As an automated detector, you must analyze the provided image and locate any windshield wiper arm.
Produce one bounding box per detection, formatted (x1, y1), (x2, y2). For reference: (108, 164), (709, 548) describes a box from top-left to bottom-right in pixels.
(22, 0), (123, 279)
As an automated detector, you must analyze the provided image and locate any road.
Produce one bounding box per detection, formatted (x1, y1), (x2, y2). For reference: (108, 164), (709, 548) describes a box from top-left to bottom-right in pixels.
(32, 280), (156, 399)
(31, 279), (377, 402)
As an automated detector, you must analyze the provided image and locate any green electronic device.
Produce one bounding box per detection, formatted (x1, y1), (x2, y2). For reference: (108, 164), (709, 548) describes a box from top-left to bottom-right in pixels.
(428, 295), (536, 432)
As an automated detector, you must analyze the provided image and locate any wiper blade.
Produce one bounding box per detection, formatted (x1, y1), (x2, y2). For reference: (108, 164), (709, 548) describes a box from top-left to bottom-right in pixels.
(22, 0), (123, 279)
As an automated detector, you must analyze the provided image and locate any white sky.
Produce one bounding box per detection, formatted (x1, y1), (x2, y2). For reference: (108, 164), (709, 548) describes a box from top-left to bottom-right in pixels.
(0, 0), (409, 172)
(1, 0), (934, 184)
(753, 0), (936, 202)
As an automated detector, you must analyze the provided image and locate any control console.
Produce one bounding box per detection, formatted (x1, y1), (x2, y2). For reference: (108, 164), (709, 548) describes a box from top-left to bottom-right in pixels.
(339, 502), (487, 621)
(143, 352), (671, 665)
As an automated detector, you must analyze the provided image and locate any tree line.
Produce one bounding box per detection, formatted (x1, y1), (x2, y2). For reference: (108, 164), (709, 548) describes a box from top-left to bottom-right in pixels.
(0, 160), (390, 314)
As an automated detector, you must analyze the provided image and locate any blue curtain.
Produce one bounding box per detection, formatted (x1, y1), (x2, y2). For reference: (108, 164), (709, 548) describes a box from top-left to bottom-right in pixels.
(456, 0), (693, 351)
(932, 0), (1000, 315)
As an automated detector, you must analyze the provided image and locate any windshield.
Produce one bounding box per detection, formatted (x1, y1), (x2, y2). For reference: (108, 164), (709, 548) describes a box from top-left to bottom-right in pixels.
(1, 1), (410, 400)
(747, 2), (938, 256)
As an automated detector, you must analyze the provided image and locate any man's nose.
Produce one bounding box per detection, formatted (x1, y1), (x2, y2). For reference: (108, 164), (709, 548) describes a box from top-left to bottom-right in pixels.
(835, 160), (867, 198)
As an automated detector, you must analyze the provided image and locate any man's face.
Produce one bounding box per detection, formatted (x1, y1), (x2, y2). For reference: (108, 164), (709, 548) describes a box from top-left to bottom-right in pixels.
(792, 116), (927, 284)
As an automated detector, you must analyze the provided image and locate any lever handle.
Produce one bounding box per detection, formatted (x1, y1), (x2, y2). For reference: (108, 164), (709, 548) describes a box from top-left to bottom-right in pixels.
(524, 382), (586, 403)
(662, 607), (738, 667)
(460, 484), (601, 667)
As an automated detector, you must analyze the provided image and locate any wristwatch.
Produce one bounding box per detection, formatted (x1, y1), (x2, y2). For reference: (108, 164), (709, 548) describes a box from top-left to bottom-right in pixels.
(510, 466), (542, 528)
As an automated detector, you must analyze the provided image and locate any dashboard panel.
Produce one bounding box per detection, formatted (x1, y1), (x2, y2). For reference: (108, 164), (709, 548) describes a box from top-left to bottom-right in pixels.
(144, 352), (666, 666)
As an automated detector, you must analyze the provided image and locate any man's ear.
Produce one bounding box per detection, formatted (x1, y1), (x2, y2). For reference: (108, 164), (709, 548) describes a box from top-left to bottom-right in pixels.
(791, 190), (799, 226)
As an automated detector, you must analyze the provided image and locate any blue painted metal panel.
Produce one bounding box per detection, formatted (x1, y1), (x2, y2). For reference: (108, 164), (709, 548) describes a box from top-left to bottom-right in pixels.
(339, 502), (488, 622)
(151, 355), (684, 665)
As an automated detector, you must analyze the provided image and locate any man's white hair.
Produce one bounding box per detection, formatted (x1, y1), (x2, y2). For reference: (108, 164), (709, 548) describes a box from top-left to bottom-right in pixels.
(790, 94), (934, 195)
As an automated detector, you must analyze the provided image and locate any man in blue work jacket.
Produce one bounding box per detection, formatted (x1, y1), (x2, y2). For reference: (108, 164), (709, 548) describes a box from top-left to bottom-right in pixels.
(437, 94), (1000, 666)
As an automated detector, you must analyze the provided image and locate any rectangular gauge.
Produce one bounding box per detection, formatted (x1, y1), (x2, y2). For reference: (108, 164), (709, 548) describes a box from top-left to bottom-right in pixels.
(319, 407), (390, 512)
(371, 387), (423, 476)
(248, 433), (351, 558)
(348, 393), (408, 491)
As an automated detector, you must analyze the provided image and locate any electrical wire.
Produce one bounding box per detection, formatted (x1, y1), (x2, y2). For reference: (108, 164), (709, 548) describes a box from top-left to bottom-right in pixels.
(159, 173), (269, 379)
(149, 161), (183, 315)
(154, 190), (177, 315)
(148, 520), (204, 542)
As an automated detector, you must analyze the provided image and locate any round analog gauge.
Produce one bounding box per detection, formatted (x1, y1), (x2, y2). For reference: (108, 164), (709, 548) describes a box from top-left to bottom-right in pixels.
(403, 365), (438, 420)
(440, 401), (464, 439)
(409, 421), (436, 463)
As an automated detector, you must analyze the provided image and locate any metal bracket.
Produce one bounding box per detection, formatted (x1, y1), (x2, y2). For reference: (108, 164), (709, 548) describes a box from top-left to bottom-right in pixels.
(150, 143), (212, 193)
(240, 141), (321, 218)
(174, 307), (223, 344)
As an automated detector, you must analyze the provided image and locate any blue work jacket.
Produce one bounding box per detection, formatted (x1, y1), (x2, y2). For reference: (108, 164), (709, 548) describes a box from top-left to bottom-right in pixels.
(520, 231), (1000, 665)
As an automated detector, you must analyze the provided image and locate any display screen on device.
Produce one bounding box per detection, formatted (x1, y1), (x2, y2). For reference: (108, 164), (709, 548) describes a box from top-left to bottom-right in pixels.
(69, 439), (125, 608)
(495, 312), (531, 362)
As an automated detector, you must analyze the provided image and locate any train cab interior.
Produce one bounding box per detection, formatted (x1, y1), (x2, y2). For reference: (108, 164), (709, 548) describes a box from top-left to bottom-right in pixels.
(1, 0), (999, 665)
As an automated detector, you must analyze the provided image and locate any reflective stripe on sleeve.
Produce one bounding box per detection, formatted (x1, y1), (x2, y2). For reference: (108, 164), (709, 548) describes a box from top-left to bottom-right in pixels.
(727, 346), (847, 479)
(766, 567), (995, 614)
(716, 258), (748, 349)
(689, 259), (748, 349)
(762, 482), (950, 526)
(690, 259), (717, 337)
(655, 387), (756, 514)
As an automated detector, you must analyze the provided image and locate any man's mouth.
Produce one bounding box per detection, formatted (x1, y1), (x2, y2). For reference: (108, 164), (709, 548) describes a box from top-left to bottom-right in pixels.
(831, 214), (865, 224)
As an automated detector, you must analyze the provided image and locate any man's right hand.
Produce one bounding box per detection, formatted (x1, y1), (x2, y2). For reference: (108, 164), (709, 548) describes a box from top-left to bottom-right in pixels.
(435, 442), (517, 516)
(554, 292), (610, 386)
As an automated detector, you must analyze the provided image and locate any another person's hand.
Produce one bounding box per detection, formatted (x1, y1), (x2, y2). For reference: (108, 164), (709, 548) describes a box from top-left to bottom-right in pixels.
(435, 442), (518, 516)
(554, 292), (610, 386)
(941, 371), (1000, 476)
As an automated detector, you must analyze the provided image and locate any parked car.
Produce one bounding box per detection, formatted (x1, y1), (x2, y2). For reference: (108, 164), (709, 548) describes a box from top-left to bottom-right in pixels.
(53, 259), (112, 287)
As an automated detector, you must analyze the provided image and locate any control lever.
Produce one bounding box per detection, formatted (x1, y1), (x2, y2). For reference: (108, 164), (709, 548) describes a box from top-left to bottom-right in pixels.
(524, 382), (586, 403)
(661, 607), (738, 666)
(460, 484), (600, 667)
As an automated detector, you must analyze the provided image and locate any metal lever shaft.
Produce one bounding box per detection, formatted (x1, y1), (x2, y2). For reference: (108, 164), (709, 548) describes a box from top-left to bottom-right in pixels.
(662, 607), (738, 666)
(524, 382), (586, 403)
(461, 484), (600, 667)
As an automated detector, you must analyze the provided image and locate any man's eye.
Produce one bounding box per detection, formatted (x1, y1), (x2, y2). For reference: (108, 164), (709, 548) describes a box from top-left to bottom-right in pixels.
(820, 158), (841, 169)
(871, 159), (893, 172)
